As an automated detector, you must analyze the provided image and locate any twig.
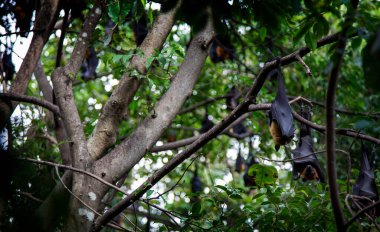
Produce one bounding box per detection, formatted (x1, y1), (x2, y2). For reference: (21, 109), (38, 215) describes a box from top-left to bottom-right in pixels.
(295, 54), (312, 76)
(13, 190), (43, 203)
(17, 157), (129, 196)
(178, 94), (232, 114)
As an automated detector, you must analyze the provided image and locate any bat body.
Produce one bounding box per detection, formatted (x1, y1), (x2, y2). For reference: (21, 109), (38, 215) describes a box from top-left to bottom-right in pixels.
(133, 18), (148, 46)
(268, 68), (295, 151)
(292, 107), (325, 183)
(352, 142), (379, 214)
(200, 114), (214, 133)
(81, 47), (99, 80)
(243, 152), (258, 187)
(209, 36), (234, 63)
(235, 150), (245, 173)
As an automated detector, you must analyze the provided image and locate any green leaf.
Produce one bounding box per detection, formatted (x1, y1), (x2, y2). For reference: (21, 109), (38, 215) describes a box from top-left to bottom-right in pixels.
(248, 164), (278, 187)
(146, 189), (154, 197)
(108, 1), (120, 23)
(259, 27), (267, 42)
(305, 31), (317, 50)
(192, 201), (202, 215)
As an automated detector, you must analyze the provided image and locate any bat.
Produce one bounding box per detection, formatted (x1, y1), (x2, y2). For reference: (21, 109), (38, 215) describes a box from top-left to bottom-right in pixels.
(1, 50), (15, 82)
(226, 86), (240, 110)
(243, 152), (258, 187)
(132, 18), (148, 46)
(352, 141), (379, 215)
(268, 67), (295, 151)
(235, 147), (245, 173)
(191, 167), (203, 193)
(292, 105), (325, 182)
(200, 113), (214, 134)
(81, 47), (99, 80)
(209, 36), (234, 63)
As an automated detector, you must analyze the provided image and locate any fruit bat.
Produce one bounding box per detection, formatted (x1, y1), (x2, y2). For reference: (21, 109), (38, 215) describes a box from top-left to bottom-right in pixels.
(291, 106), (325, 183)
(268, 67), (295, 151)
(166, 129), (177, 143)
(13, 0), (36, 37)
(132, 18), (148, 46)
(200, 114), (214, 134)
(235, 147), (245, 173)
(226, 86), (240, 110)
(81, 47), (99, 80)
(352, 142), (379, 214)
(2, 50), (15, 82)
(243, 152), (258, 187)
(232, 122), (247, 135)
(209, 36), (234, 63)
(191, 167), (203, 193)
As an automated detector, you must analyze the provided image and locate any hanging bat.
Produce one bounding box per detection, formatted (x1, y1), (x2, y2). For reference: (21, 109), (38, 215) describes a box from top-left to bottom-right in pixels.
(81, 47), (99, 80)
(1, 50), (15, 82)
(191, 167), (203, 193)
(13, 0), (35, 37)
(243, 152), (258, 187)
(209, 36), (234, 63)
(292, 106), (325, 182)
(352, 141), (379, 214)
(200, 113), (214, 134)
(235, 147), (245, 173)
(132, 18), (148, 46)
(226, 86), (240, 110)
(268, 68), (295, 151)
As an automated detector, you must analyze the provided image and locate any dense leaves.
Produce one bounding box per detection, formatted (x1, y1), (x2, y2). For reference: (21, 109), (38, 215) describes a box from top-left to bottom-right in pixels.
(1, 0), (380, 231)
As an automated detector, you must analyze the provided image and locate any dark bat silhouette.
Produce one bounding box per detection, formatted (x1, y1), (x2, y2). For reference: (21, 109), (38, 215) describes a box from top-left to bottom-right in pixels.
(2, 50), (15, 82)
(268, 67), (295, 151)
(226, 86), (240, 110)
(132, 18), (148, 46)
(243, 152), (258, 187)
(292, 106), (325, 183)
(235, 147), (245, 173)
(13, 0), (36, 37)
(200, 113), (214, 134)
(209, 36), (234, 63)
(81, 47), (99, 80)
(191, 167), (203, 193)
(352, 142), (379, 214)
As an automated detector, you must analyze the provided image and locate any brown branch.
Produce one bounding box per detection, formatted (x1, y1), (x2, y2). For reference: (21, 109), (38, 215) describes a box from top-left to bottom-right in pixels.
(288, 96), (380, 120)
(0, 93), (60, 115)
(13, 190), (43, 203)
(17, 157), (129, 196)
(345, 200), (380, 229)
(325, 1), (359, 229)
(295, 54), (312, 76)
(87, 0), (182, 160)
(0, 0), (60, 130)
(178, 94), (232, 114)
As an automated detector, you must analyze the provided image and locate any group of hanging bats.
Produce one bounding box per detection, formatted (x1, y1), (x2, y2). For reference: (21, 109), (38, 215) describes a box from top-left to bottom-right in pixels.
(1, 3), (377, 214)
(191, 41), (379, 213)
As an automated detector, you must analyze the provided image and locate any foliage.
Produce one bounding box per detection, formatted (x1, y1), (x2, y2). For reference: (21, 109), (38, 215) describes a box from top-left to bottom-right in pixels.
(1, 0), (380, 231)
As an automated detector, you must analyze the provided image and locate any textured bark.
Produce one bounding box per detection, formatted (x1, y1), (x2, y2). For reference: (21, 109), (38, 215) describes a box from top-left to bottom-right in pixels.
(87, 0), (182, 160)
(50, 2), (105, 231)
(0, 0), (59, 130)
(94, 10), (215, 188)
(34, 61), (72, 165)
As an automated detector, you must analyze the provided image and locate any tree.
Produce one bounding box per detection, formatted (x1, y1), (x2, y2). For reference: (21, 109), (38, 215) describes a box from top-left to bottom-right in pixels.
(1, 0), (380, 231)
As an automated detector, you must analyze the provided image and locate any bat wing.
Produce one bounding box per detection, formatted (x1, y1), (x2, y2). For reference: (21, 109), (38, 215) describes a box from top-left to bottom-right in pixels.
(269, 69), (295, 139)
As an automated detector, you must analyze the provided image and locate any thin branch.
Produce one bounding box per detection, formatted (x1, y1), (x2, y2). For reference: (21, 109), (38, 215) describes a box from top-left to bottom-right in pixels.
(288, 96), (380, 120)
(295, 54), (312, 76)
(13, 190), (43, 203)
(0, 93), (60, 116)
(17, 157), (129, 196)
(178, 94), (232, 114)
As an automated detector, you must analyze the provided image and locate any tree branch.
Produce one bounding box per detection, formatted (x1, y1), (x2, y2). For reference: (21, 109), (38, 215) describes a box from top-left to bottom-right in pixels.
(87, 0), (182, 160)
(90, 30), (365, 230)
(0, 0), (60, 130)
(325, 1), (358, 229)
(0, 93), (60, 115)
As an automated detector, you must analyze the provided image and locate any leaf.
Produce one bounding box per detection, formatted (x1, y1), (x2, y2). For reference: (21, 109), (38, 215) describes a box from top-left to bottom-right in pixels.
(230, 193), (243, 199)
(191, 201), (202, 215)
(248, 164), (278, 187)
(294, 21), (313, 45)
(259, 27), (267, 42)
(108, 1), (120, 23)
(305, 30), (317, 50)
(146, 189), (154, 197)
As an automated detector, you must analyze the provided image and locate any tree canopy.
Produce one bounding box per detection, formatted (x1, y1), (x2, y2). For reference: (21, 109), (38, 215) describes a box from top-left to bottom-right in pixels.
(0, 0), (380, 231)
